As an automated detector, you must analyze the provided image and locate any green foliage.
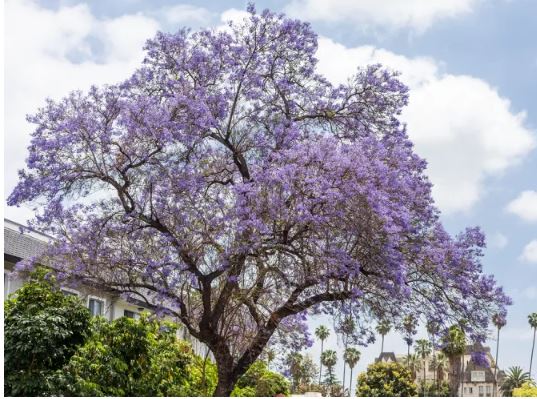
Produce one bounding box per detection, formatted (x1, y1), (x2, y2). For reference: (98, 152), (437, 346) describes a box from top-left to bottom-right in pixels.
(356, 361), (418, 397)
(4, 268), (91, 396)
(513, 381), (537, 397)
(232, 361), (290, 397)
(501, 366), (531, 397)
(285, 352), (318, 393)
(54, 315), (208, 396)
(419, 381), (451, 397)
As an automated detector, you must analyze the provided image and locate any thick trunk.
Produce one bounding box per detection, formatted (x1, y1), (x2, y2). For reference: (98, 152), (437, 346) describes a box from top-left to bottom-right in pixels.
(214, 372), (237, 397)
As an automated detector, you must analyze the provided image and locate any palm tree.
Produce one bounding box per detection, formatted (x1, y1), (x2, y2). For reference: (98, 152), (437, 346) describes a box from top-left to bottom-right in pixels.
(321, 349), (338, 395)
(344, 347), (361, 397)
(376, 320), (391, 354)
(402, 315), (418, 367)
(441, 324), (466, 396)
(339, 317), (355, 393)
(426, 320), (440, 390)
(529, 313), (537, 379)
(315, 325), (330, 385)
(501, 366), (531, 397)
(264, 348), (276, 369)
(492, 313), (506, 396)
(415, 339), (433, 396)
(405, 353), (421, 380)
(434, 352), (449, 383)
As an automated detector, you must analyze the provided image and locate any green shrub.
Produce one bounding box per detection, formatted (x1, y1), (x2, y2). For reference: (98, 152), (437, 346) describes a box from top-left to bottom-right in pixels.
(356, 361), (417, 397)
(4, 268), (91, 396)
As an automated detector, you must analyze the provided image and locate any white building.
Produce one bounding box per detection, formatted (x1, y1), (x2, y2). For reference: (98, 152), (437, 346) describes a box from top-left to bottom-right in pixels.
(3, 218), (210, 356)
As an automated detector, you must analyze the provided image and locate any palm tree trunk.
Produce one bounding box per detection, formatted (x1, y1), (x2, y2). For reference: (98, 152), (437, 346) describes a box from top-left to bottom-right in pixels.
(530, 327), (536, 378)
(343, 344), (347, 395)
(407, 344), (410, 367)
(494, 327), (500, 396)
(423, 360), (427, 396)
(381, 334), (385, 354)
(349, 367), (354, 397)
(460, 356), (465, 397)
(319, 339), (324, 385)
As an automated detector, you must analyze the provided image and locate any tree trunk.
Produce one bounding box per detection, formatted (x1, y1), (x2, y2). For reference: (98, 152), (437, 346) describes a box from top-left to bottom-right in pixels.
(349, 367), (354, 397)
(342, 344), (347, 396)
(493, 327), (500, 396)
(423, 360), (427, 396)
(381, 335), (385, 354)
(319, 339), (324, 385)
(530, 327), (536, 378)
(214, 372), (236, 397)
(459, 355), (464, 396)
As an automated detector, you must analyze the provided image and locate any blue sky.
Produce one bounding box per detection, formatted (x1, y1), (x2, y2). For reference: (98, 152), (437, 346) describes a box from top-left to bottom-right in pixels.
(4, 0), (537, 385)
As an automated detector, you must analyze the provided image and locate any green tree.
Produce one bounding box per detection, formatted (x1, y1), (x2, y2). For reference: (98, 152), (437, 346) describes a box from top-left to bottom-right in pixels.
(405, 353), (422, 380)
(492, 314), (507, 396)
(415, 339), (432, 396)
(376, 320), (391, 354)
(403, 315), (418, 367)
(338, 317), (356, 392)
(344, 347), (361, 396)
(321, 349), (339, 394)
(426, 320), (440, 390)
(285, 353), (318, 393)
(512, 381), (537, 397)
(528, 313), (537, 378)
(231, 360), (290, 397)
(4, 268), (91, 396)
(55, 315), (205, 396)
(315, 325), (330, 384)
(501, 366), (531, 397)
(356, 361), (417, 397)
(440, 324), (466, 396)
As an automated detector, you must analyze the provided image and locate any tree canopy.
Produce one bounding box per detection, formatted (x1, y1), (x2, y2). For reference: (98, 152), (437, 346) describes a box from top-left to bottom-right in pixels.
(8, 4), (510, 395)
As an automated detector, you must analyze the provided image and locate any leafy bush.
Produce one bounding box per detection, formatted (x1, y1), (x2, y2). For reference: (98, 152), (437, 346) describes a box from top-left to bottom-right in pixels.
(356, 361), (417, 397)
(513, 381), (537, 397)
(232, 361), (290, 397)
(4, 268), (91, 396)
(55, 315), (205, 396)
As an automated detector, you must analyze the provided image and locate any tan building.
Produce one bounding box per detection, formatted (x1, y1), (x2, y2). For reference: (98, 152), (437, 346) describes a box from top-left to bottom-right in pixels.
(374, 344), (504, 397)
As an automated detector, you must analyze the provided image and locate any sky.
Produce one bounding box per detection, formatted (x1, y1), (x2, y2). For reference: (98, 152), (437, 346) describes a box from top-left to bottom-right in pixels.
(4, 0), (537, 387)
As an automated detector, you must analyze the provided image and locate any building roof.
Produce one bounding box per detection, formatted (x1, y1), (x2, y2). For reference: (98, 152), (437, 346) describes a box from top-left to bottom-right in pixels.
(375, 352), (397, 363)
(4, 220), (49, 261)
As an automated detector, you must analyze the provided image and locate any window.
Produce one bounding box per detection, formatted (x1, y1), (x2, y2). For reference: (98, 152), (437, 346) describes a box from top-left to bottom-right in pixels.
(479, 385), (484, 397)
(124, 310), (140, 319)
(464, 388), (468, 393)
(469, 387), (473, 394)
(88, 298), (104, 316)
(486, 386), (492, 397)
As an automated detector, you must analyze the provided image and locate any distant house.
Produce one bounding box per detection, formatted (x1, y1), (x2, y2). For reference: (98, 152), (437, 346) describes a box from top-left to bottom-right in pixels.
(3, 218), (210, 357)
(372, 344), (504, 397)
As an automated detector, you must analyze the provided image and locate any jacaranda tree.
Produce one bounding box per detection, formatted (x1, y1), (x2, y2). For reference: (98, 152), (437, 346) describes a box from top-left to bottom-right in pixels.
(9, 5), (511, 396)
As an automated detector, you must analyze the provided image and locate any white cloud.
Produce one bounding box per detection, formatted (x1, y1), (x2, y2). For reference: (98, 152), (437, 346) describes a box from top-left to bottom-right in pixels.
(157, 4), (213, 28)
(4, 0), (161, 223)
(285, 0), (479, 33)
(316, 37), (536, 213)
(220, 8), (250, 25)
(520, 240), (537, 264)
(506, 190), (537, 223)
